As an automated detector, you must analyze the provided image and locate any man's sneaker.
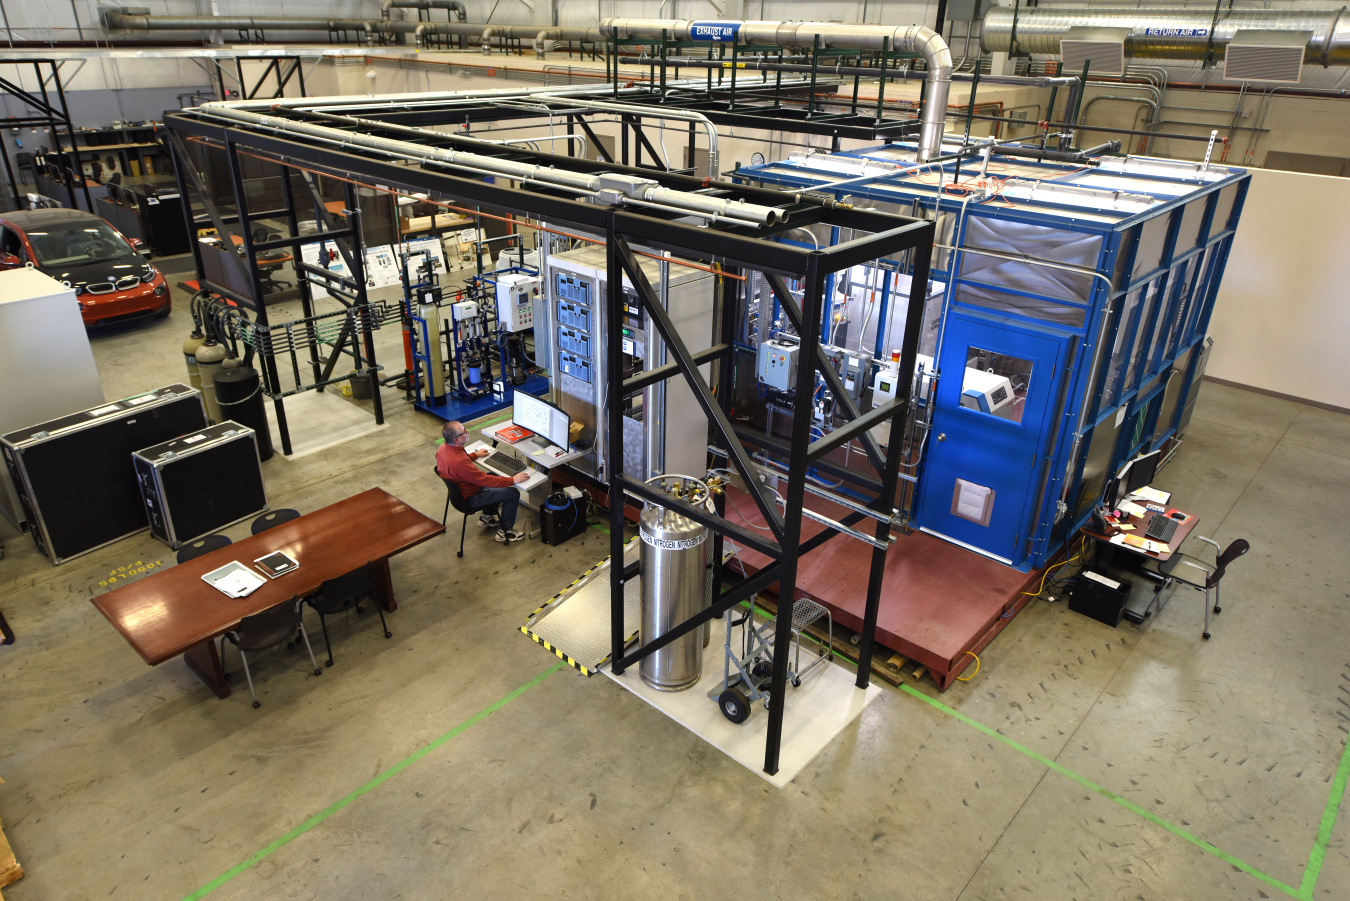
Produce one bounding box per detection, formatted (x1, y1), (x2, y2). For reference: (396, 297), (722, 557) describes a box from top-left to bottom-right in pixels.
(477, 513), (500, 529)
(495, 528), (526, 544)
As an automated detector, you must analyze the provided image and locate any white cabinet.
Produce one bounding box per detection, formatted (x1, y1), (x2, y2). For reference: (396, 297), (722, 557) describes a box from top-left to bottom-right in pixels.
(0, 268), (105, 528)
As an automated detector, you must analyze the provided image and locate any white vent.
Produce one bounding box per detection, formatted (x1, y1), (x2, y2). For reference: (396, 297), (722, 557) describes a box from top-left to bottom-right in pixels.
(1060, 27), (1132, 77)
(1061, 40), (1127, 77)
(1223, 30), (1311, 84)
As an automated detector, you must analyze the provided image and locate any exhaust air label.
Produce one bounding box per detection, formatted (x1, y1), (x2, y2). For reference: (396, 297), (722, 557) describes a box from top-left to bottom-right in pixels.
(1144, 27), (1208, 37)
(690, 22), (739, 42)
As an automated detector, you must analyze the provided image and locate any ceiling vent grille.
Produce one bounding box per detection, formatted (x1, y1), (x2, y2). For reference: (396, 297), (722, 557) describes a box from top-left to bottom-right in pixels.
(1060, 27), (1131, 77)
(1224, 30), (1311, 84)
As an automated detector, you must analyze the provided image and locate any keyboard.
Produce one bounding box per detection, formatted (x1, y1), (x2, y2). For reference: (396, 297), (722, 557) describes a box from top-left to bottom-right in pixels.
(484, 451), (526, 475)
(1143, 513), (1179, 543)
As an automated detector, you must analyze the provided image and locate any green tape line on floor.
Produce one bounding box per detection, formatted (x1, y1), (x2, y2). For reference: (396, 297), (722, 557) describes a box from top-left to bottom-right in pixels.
(181, 662), (565, 901)
(1297, 724), (1350, 900)
(898, 683), (1299, 898)
(789, 629), (1303, 898)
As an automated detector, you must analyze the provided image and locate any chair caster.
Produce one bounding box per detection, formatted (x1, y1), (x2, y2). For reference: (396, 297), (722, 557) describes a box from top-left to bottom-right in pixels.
(325, 660), (333, 668)
(457, 550), (464, 558)
(314, 668), (323, 676)
(252, 700), (261, 709)
(1212, 606), (1222, 614)
(356, 605), (364, 614)
(384, 630), (392, 639)
(286, 642), (294, 650)
(1202, 632), (1211, 640)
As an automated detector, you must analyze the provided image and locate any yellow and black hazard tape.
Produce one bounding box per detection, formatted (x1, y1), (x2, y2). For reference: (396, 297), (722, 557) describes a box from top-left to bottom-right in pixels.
(519, 540), (638, 677)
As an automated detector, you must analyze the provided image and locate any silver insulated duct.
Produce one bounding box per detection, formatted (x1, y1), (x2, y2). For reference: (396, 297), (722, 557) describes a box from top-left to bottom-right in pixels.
(600, 18), (953, 161)
(981, 7), (1350, 67)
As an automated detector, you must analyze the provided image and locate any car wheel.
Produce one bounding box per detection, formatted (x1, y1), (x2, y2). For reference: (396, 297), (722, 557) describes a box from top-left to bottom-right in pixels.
(154, 304), (171, 320)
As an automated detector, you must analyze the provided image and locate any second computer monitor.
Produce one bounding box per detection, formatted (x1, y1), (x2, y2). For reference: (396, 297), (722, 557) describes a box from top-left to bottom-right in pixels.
(1125, 449), (1162, 495)
(512, 392), (571, 450)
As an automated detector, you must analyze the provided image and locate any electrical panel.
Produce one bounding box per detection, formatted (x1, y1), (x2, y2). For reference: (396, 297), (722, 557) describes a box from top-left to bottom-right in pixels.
(756, 339), (799, 391)
(558, 327), (592, 360)
(557, 302), (591, 332)
(559, 352), (592, 383)
(841, 351), (874, 405)
(555, 272), (591, 306)
(494, 272), (538, 332)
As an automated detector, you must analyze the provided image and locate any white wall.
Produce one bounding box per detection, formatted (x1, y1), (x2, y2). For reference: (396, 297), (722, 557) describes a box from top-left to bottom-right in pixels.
(1207, 167), (1350, 410)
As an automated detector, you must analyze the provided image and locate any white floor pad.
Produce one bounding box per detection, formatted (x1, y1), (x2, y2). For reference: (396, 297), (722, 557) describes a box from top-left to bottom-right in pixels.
(601, 615), (881, 789)
(264, 389), (387, 459)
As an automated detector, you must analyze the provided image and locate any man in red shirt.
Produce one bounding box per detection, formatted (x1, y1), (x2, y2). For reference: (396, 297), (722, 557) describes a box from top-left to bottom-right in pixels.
(435, 420), (530, 543)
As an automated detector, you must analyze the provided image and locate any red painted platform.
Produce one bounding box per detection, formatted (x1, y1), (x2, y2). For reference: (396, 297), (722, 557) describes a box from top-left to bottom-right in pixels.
(724, 487), (1042, 690)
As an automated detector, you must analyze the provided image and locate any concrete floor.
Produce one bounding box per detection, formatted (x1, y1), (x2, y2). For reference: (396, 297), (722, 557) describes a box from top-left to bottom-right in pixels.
(2, 280), (1349, 901)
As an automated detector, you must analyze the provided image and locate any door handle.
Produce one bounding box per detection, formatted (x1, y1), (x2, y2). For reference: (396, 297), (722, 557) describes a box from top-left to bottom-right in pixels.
(937, 433), (946, 442)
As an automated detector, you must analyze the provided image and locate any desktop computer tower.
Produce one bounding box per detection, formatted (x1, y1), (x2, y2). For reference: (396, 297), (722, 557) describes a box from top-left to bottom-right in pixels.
(133, 421), (268, 549)
(540, 493), (588, 547)
(1068, 571), (1131, 628)
(1, 385), (207, 564)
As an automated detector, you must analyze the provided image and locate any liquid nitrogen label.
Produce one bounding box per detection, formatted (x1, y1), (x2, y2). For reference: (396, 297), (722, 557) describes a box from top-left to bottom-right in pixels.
(640, 530), (709, 550)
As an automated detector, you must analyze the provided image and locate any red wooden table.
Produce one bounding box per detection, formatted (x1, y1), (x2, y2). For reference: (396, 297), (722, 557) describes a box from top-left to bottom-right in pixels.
(91, 488), (443, 697)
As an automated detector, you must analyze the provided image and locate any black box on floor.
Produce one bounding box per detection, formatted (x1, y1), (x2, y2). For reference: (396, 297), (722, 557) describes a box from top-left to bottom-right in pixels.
(133, 421), (268, 548)
(1069, 571), (1131, 627)
(540, 493), (587, 547)
(1, 385), (207, 564)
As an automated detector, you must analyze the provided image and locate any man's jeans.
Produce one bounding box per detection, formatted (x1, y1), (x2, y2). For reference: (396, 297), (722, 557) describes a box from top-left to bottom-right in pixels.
(468, 485), (520, 530)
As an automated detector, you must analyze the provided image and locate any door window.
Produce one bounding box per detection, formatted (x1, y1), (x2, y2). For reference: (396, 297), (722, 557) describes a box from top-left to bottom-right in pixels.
(960, 347), (1033, 424)
(0, 228), (22, 258)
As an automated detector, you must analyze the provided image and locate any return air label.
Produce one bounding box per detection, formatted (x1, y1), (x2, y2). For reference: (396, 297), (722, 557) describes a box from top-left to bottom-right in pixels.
(690, 22), (739, 42)
(1144, 27), (1208, 37)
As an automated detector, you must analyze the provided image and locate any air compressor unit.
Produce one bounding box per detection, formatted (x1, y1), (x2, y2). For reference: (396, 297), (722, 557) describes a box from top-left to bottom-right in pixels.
(133, 421), (268, 549)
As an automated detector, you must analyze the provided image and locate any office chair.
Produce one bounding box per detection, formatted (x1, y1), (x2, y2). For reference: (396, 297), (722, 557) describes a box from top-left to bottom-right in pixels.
(252, 509), (300, 534)
(220, 599), (321, 708)
(109, 170), (122, 186)
(176, 534), (232, 564)
(252, 227), (292, 292)
(1155, 536), (1251, 640)
(90, 160), (103, 183)
(437, 468), (472, 558)
(304, 562), (391, 668)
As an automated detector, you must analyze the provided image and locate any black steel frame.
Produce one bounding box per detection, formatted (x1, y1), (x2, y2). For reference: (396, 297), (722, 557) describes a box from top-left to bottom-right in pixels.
(604, 210), (933, 777)
(0, 59), (91, 212)
(163, 102), (933, 776)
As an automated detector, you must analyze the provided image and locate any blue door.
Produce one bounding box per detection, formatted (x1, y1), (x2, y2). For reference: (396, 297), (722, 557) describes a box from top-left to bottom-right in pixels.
(917, 312), (1066, 566)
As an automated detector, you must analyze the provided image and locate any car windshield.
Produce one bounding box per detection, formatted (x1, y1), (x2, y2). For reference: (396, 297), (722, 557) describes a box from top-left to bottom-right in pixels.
(25, 221), (134, 266)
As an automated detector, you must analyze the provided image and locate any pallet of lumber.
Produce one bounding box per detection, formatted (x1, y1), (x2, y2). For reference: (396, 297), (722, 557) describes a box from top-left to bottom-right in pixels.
(0, 777), (20, 899)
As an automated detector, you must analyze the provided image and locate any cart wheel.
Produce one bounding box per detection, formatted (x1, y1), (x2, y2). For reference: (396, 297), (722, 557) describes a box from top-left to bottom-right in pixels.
(792, 676), (801, 688)
(752, 660), (772, 679)
(718, 687), (751, 724)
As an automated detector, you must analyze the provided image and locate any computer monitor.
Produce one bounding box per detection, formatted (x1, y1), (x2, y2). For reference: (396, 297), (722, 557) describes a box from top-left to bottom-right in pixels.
(1125, 449), (1161, 495)
(513, 392), (570, 450)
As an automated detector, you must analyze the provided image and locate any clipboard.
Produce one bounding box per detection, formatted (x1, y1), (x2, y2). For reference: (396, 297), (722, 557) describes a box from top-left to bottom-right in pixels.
(201, 561), (266, 598)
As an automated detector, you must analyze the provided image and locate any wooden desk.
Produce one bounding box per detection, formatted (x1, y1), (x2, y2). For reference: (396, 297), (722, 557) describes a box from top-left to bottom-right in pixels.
(1081, 503), (1199, 564)
(90, 488), (444, 698)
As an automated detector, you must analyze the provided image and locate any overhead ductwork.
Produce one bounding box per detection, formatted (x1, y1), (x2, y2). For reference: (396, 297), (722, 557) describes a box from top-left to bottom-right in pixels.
(102, 9), (376, 33)
(193, 102), (788, 226)
(599, 18), (953, 161)
(477, 24), (602, 57)
(981, 7), (1350, 68)
(381, 0), (466, 22)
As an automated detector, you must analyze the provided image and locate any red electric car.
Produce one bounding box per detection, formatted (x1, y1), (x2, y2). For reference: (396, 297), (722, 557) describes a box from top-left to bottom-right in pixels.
(0, 208), (170, 326)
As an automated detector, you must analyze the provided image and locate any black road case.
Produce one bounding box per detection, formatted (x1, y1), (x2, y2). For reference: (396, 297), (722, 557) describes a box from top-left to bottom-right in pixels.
(133, 421), (268, 548)
(0, 385), (207, 564)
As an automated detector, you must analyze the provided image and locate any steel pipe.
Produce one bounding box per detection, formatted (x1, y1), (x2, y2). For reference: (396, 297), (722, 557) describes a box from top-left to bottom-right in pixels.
(600, 18), (953, 161)
(189, 105), (786, 226)
(382, 0), (466, 21)
(981, 6), (1350, 66)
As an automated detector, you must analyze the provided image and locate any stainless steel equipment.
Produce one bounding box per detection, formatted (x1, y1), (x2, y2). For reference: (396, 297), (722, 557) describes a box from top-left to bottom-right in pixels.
(638, 474), (711, 692)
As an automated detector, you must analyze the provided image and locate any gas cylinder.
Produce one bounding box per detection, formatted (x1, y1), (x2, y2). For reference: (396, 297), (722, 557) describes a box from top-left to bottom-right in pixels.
(195, 339), (228, 423)
(638, 475), (711, 692)
(182, 329), (206, 394)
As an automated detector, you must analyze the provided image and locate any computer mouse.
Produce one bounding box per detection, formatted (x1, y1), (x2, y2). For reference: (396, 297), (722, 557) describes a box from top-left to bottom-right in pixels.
(1170, 511), (1185, 520)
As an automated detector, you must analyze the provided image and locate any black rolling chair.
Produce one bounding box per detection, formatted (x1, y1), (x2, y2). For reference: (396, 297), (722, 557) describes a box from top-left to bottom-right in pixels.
(1156, 536), (1251, 640)
(253, 226), (292, 293)
(220, 599), (321, 708)
(177, 534), (232, 564)
(109, 170), (122, 187)
(252, 509), (300, 534)
(304, 562), (390, 668)
(437, 468), (472, 558)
